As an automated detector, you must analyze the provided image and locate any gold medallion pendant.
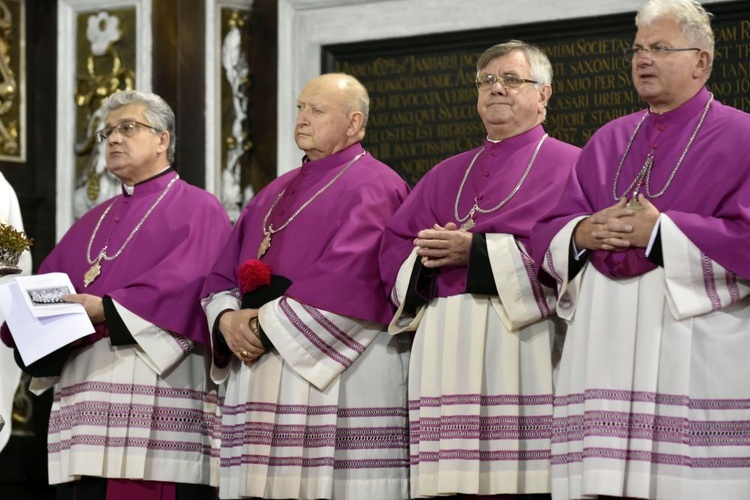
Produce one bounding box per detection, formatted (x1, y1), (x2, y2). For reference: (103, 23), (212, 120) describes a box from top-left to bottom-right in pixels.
(257, 234), (272, 259)
(84, 259), (101, 287)
(460, 218), (475, 231)
(626, 197), (644, 211)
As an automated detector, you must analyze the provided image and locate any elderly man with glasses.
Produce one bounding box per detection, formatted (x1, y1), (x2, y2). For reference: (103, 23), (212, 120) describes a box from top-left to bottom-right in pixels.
(379, 40), (580, 499)
(532, 1), (750, 498)
(2, 90), (231, 500)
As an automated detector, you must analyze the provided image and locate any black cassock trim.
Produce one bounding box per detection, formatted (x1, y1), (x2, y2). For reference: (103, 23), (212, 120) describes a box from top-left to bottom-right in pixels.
(465, 233), (499, 296)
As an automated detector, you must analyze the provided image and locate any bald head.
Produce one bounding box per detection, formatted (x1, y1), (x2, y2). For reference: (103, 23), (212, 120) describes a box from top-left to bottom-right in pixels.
(314, 73), (370, 127)
(294, 73), (370, 161)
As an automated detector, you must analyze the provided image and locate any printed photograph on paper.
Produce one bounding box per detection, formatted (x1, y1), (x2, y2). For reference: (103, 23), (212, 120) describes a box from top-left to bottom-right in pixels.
(26, 286), (71, 306)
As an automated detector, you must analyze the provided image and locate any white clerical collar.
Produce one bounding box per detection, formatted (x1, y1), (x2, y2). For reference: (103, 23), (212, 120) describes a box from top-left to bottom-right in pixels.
(123, 166), (172, 195)
(486, 135), (502, 144)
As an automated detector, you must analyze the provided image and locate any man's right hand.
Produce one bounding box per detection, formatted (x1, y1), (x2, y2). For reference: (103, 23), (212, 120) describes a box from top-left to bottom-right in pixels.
(218, 309), (264, 364)
(573, 198), (635, 251)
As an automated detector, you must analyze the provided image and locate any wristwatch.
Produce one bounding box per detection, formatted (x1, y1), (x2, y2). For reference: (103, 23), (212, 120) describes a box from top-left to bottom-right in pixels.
(249, 317), (261, 338)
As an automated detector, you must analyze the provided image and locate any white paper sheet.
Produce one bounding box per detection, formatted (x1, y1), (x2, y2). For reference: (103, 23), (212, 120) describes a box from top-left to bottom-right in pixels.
(0, 274), (95, 366)
(15, 273), (83, 318)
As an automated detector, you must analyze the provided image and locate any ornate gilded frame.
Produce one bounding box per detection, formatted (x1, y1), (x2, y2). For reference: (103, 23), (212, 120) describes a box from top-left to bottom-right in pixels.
(0, 0), (26, 163)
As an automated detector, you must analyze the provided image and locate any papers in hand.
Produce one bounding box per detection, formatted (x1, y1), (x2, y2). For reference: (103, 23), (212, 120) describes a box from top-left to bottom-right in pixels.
(0, 273), (95, 366)
(17, 274), (86, 317)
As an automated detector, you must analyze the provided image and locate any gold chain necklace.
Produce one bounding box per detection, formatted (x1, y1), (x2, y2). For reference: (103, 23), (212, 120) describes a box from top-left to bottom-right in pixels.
(612, 94), (713, 210)
(84, 175), (179, 287)
(256, 151), (365, 259)
(454, 134), (548, 230)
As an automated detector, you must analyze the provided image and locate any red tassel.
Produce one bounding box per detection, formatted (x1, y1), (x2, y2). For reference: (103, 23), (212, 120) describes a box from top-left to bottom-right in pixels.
(237, 259), (272, 292)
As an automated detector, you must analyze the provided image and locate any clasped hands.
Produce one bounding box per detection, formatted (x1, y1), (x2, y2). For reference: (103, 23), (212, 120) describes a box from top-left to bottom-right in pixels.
(573, 195), (660, 251)
(414, 222), (472, 268)
(219, 308), (264, 365)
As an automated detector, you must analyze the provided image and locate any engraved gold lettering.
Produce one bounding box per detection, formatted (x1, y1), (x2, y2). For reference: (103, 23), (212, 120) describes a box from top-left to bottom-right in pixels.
(330, 14), (750, 187)
(721, 60), (750, 78)
(717, 25), (738, 43)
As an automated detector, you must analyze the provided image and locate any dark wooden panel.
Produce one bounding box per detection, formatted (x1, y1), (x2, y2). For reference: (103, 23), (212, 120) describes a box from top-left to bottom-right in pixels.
(247, 0), (278, 193)
(153, 0), (206, 189)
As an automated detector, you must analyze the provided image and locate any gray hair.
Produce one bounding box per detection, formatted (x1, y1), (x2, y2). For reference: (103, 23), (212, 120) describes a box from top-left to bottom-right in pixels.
(101, 90), (176, 162)
(476, 40), (553, 88)
(636, 0), (714, 71)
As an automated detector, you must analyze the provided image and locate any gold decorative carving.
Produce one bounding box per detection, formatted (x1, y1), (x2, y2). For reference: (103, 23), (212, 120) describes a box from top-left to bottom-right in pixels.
(74, 9), (136, 218)
(0, 0), (24, 162)
(11, 373), (33, 436)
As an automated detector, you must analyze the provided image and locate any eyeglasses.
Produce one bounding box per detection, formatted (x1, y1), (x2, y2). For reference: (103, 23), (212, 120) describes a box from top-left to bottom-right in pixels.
(623, 45), (700, 60)
(475, 73), (538, 90)
(95, 120), (159, 142)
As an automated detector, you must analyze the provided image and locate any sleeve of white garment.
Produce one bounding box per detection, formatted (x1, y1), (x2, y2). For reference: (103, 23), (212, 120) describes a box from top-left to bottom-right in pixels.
(387, 234), (557, 334)
(487, 233), (557, 331)
(29, 303), (196, 394)
(0, 341), (19, 450)
(260, 296), (383, 392)
(540, 216), (588, 322)
(0, 172), (30, 451)
(387, 249), (428, 335)
(112, 300), (194, 375)
(661, 214), (750, 320)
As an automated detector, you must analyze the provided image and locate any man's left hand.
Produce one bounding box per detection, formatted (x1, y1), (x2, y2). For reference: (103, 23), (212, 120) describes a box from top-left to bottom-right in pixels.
(414, 222), (472, 268)
(63, 293), (105, 324)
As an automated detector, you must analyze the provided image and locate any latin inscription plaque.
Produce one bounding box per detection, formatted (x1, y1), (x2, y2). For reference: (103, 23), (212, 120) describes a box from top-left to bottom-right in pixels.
(324, 2), (750, 185)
